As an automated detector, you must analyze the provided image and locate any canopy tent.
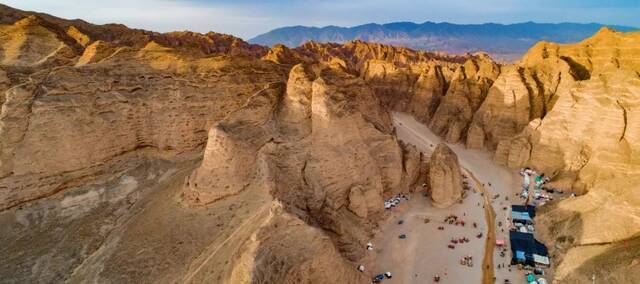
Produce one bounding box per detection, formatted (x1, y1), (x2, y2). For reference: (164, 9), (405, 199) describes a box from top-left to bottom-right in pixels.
(511, 211), (532, 222)
(533, 254), (551, 266)
(509, 231), (549, 266)
(534, 240), (549, 256)
(512, 205), (536, 218)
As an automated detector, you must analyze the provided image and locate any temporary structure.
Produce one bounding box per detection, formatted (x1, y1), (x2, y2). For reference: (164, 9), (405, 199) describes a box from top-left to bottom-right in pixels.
(510, 231), (549, 266)
(511, 211), (533, 224)
(533, 254), (550, 267)
(512, 205), (536, 218)
(515, 250), (526, 263)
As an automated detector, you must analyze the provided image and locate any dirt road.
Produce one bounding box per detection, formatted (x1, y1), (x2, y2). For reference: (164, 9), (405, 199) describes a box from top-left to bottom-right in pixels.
(372, 112), (524, 284)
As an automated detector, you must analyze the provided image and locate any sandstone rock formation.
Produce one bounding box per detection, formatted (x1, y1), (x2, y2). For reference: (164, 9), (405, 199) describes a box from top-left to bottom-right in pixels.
(183, 83), (284, 205)
(468, 27), (640, 283)
(183, 63), (422, 267)
(0, 44), (286, 211)
(1, 3), (639, 283)
(428, 143), (463, 207)
(0, 6), (436, 283)
(430, 54), (500, 143)
(0, 15), (78, 67)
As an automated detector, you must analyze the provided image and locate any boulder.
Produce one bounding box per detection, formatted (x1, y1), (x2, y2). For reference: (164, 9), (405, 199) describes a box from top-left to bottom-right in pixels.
(429, 143), (463, 207)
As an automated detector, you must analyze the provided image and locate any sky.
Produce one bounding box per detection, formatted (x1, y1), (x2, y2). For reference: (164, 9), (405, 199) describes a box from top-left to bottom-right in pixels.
(4, 0), (640, 39)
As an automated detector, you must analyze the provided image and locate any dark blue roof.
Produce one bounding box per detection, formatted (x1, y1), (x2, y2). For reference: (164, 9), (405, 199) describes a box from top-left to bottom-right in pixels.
(509, 231), (549, 265)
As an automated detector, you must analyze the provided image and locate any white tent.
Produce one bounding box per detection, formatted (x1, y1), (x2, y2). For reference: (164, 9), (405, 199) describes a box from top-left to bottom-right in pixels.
(533, 254), (550, 266)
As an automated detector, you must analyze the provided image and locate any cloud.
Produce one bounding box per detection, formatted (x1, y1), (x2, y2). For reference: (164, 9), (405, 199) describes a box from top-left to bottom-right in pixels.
(4, 0), (639, 39)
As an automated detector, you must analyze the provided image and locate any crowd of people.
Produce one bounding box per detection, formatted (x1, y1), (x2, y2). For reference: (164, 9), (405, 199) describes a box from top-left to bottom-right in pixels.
(460, 255), (474, 267)
(384, 193), (410, 209)
(519, 168), (557, 206)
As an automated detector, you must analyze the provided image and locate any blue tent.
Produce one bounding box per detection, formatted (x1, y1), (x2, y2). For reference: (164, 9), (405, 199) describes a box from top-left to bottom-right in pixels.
(512, 205), (536, 218)
(510, 231), (549, 266)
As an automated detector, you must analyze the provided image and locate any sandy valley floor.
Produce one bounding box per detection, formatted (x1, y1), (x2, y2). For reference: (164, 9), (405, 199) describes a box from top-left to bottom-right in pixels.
(370, 112), (528, 284)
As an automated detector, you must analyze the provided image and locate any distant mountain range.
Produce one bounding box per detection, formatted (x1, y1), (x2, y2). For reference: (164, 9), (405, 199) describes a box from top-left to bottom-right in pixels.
(249, 21), (638, 61)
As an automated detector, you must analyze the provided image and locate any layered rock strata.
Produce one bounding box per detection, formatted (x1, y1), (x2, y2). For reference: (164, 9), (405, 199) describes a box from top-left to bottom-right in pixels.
(469, 28), (640, 283)
(1, 3), (640, 283)
(429, 54), (501, 143)
(0, 6), (438, 283)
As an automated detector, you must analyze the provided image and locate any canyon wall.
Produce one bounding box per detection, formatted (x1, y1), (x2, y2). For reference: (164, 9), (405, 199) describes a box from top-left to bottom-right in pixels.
(504, 29), (640, 283)
(468, 28), (640, 282)
(273, 25), (640, 283)
(0, 7), (439, 283)
(1, 3), (639, 283)
(0, 14), (287, 211)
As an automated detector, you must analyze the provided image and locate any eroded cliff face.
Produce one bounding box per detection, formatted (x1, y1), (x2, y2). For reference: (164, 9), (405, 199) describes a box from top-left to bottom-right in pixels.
(182, 64), (423, 281)
(467, 28), (640, 283)
(430, 54), (500, 143)
(1, 3), (639, 283)
(0, 33), (286, 211)
(0, 7), (436, 283)
(262, 39), (467, 118)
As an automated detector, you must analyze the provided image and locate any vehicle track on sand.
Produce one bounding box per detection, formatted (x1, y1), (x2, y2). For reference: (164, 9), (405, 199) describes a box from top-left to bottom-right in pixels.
(464, 169), (496, 284)
(392, 112), (502, 283)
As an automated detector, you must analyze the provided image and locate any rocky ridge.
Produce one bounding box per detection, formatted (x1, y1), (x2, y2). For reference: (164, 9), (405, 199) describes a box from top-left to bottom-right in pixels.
(0, 7), (436, 283)
(249, 21), (639, 62)
(0, 4), (639, 283)
(486, 28), (640, 283)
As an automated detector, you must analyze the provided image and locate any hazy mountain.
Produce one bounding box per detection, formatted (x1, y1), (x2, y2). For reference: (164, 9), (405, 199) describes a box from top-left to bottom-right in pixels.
(250, 21), (638, 61)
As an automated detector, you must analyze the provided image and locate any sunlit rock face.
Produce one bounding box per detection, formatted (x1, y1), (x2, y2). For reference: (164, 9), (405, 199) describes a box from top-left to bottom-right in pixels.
(428, 143), (463, 208)
(1, 3), (640, 283)
(430, 54), (500, 143)
(466, 28), (640, 283)
(0, 6), (447, 282)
